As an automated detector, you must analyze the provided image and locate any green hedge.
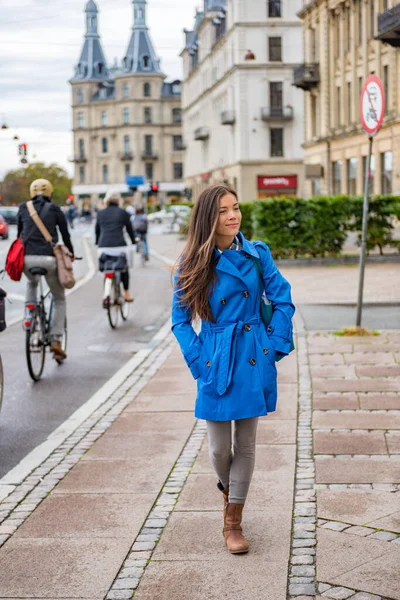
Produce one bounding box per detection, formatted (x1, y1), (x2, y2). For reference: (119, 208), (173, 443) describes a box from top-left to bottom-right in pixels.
(247, 195), (400, 259)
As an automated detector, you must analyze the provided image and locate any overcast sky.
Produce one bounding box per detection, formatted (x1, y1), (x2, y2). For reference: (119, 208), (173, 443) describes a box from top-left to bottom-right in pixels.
(0, 0), (199, 180)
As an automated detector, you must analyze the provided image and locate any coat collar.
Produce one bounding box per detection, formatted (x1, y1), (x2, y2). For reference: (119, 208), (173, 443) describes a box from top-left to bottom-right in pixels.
(214, 232), (259, 282)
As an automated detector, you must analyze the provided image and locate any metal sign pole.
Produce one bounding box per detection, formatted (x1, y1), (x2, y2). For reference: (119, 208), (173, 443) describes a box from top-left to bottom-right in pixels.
(356, 136), (373, 327)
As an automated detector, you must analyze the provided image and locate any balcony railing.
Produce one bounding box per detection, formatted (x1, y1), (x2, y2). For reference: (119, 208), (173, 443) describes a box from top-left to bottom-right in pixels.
(73, 155), (87, 163)
(376, 3), (400, 46)
(221, 110), (236, 125)
(119, 152), (133, 161)
(194, 127), (210, 141)
(261, 106), (293, 121)
(141, 150), (158, 160)
(293, 63), (320, 91)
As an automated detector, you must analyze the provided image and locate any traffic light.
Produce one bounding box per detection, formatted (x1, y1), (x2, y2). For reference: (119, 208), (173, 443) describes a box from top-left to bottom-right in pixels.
(18, 143), (27, 156)
(151, 182), (159, 195)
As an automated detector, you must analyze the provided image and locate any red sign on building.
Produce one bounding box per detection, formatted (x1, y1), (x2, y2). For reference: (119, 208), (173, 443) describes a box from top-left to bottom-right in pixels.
(258, 175), (298, 190)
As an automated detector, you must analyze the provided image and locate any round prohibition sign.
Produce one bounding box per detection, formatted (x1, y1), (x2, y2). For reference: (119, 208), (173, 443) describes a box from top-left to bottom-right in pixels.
(360, 75), (385, 137)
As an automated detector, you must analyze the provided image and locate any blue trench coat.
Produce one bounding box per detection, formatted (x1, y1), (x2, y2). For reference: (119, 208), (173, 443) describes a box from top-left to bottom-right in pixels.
(171, 233), (295, 422)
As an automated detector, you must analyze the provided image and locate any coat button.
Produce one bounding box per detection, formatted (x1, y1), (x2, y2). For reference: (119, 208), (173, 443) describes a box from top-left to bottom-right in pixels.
(206, 361), (212, 367)
(220, 298), (226, 305)
(267, 326), (272, 333)
(263, 348), (269, 355)
(244, 324), (251, 332)
(249, 358), (256, 366)
(243, 290), (250, 298)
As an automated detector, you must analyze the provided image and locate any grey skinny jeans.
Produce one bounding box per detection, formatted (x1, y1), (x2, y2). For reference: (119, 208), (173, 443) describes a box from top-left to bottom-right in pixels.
(24, 255), (66, 340)
(206, 418), (259, 505)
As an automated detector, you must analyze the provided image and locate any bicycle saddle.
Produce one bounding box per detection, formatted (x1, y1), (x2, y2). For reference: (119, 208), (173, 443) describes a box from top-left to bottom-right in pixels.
(29, 267), (48, 276)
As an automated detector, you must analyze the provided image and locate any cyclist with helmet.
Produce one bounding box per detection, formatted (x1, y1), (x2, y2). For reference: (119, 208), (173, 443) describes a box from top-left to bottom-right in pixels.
(95, 191), (136, 303)
(17, 179), (74, 361)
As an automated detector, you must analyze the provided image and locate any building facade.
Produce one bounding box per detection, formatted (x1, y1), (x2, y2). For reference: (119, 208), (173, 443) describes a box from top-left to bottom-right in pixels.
(296, 0), (400, 197)
(181, 0), (305, 201)
(70, 0), (184, 206)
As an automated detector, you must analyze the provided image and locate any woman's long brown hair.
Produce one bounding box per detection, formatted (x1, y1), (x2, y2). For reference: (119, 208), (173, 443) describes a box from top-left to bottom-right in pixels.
(174, 184), (238, 322)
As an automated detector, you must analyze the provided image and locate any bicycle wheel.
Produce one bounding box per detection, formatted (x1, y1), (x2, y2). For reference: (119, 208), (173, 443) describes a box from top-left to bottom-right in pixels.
(107, 278), (119, 329)
(120, 282), (130, 321)
(0, 355), (4, 413)
(140, 242), (146, 268)
(26, 310), (46, 381)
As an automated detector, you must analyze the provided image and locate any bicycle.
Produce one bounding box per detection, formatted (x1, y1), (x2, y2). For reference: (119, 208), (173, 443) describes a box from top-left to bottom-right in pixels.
(101, 255), (130, 329)
(136, 234), (147, 267)
(24, 260), (81, 382)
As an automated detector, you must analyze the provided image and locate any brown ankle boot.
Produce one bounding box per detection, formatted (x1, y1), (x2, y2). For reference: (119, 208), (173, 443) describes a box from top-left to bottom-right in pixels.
(223, 503), (249, 554)
(217, 481), (229, 518)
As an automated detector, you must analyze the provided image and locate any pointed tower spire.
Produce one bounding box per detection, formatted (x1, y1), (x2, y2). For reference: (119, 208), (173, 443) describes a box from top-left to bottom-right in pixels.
(71, 0), (109, 81)
(121, 0), (162, 74)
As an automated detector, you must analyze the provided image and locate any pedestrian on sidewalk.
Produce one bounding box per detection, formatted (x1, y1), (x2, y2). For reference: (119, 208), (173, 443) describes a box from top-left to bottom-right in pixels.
(172, 184), (295, 554)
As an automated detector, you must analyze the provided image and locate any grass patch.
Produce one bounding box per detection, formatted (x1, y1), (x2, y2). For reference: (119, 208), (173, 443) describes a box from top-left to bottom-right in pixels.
(334, 326), (380, 337)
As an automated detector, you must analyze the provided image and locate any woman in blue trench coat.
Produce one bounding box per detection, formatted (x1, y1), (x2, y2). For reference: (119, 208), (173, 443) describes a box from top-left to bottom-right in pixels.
(172, 184), (295, 554)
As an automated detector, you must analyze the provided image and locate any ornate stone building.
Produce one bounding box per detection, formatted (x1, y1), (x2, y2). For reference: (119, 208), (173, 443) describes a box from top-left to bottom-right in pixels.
(70, 0), (184, 205)
(181, 0), (305, 201)
(296, 0), (400, 197)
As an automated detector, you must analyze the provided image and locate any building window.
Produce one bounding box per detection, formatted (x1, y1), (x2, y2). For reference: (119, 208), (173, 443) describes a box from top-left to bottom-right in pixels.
(145, 162), (153, 180)
(172, 82), (181, 95)
(334, 13), (340, 59)
(102, 137), (108, 153)
(99, 87), (107, 100)
(346, 158), (357, 194)
(347, 82), (352, 124)
(144, 107), (152, 124)
(123, 83), (130, 98)
(370, 0), (375, 38)
(144, 82), (151, 97)
(174, 163), (183, 180)
(381, 151), (392, 194)
(358, 0), (363, 45)
(77, 112), (84, 128)
(78, 138), (85, 158)
(101, 111), (108, 126)
(79, 166), (85, 183)
(270, 82), (283, 116)
(332, 160), (342, 195)
(268, 0), (281, 18)
(122, 108), (130, 125)
(270, 128), (283, 157)
(336, 86), (341, 127)
(142, 55), (150, 69)
(358, 76), (363, 102)
(102, 164), (109, 183)
(268, 37), (282, 61)
(173, 135), (183, 151)
(311, 95), (317, 138)
(77, 88), (84, 104)
(345, 6), (351, 53)
(124, 135), (130, 154)
(125, 163), (131, 177)
(98, 62), (104, 75)
(311, 179), (321, 196)
(311, 27), (318, 62)
(172, 108), (182, 124)
(145, 135), (153, 156)
(362, 154), (375, 195)
(383, 65), (389, 108)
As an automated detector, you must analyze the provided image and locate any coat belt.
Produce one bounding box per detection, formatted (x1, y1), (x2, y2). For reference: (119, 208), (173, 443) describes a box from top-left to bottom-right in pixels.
(201, 314), (262, 396)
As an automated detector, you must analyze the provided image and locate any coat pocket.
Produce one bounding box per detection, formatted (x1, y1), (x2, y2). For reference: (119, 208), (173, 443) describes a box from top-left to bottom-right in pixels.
(197, 334), (215, 385)
(257, 325), (277, 367)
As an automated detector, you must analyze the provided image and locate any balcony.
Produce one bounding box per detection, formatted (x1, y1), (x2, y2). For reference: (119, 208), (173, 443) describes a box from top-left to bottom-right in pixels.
(194, 127), (210, 141)
(376, 4), (400, 47)
(261, 106), (293, 122)
(141, 151), (158, 161)
(73, 155), (87, 163)
(221, 110), (236, 125)
(119, 152), (133, 161)
(293, 63), (320, 91)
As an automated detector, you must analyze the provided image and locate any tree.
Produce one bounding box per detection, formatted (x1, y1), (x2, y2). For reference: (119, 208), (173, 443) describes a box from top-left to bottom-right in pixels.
(0, 162), (72, 206)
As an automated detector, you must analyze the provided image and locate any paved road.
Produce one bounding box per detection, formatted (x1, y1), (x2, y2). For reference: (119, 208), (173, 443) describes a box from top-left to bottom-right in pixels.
(0, 238), (172, 478)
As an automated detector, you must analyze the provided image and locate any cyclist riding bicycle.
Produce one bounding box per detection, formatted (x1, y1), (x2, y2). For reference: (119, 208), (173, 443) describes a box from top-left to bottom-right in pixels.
(95, 191), (136, 303)
(17, 179), (75, 361)
(132, 206), (149, 261)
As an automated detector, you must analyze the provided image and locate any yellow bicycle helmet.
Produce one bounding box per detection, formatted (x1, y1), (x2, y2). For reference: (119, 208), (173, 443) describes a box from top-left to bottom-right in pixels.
(30, 179), (53, 199)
